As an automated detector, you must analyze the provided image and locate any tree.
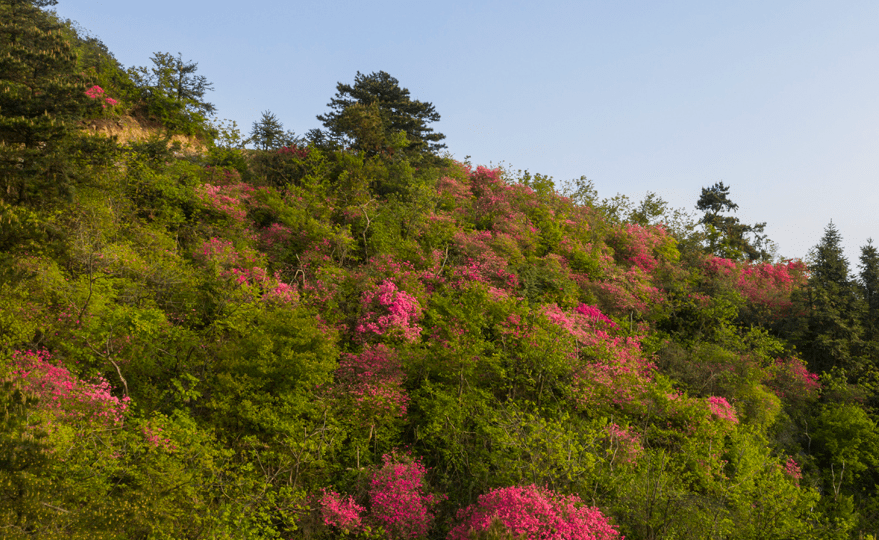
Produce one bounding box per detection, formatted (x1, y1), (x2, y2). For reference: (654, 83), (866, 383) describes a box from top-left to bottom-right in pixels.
(859, 239), (879, 346)
(316, 70), (446, 156)
(249, 110), (296, 150)
(129, 52), (215, 116)
(0, 0), (87, 204)
(797, 222), (864, 374)
(696, 182), (771, 261)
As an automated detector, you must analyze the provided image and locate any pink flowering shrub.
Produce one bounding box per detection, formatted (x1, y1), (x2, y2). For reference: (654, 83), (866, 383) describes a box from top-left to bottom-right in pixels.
(540, 304), (654, 409)
(575, 303), (617, 329)
(784, 457), (802, 483)
(196, 182), (255, 223)
(141, 418), (176, 451)
(448, 485), (621, 540)
(609, 224), (675, 274)
(277, 144), (310, 159)
(356, 280), (423, 343)
(707, 396), (739, 424)
(85, 85), (118, 109)
(11, 349), (130, 426)
(320, 489), (365, 533)
(766, 357), (820, 402)
(369, 452), (438, 539)
(604, 423), (643, 466)
(193, 237), (259, 270)
(703, 257), (807, 320)
(335, 344), (409, 424)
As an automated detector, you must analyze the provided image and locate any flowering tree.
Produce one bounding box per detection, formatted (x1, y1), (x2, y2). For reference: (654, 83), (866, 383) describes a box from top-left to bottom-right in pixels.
(369, 453), (439, 539)
(357, 280), (423, 343)
(448, 485), (621, 540)
(11, 349), (130, 426)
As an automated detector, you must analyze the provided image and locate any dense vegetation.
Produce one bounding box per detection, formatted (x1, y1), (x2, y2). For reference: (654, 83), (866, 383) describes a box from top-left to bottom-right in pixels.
(3, 2), (879, 538)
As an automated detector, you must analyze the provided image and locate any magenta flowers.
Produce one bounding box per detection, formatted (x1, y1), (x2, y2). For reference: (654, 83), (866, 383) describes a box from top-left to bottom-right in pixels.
(356, 280), (423, 343)
(84, 85), (118, 108)
(369, 453), (438, 539)
(449, 484), (621, 540)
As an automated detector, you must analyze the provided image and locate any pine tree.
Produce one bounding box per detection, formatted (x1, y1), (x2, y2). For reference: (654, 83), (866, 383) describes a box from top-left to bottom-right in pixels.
(0, 0), (87, 204)
(696, 182), (770, 261)
(859, 239), (879, 345)
(249, 110), (296, 150)
(798, 222), (864, 374)
(129, 51), (215, 116)
(316, 71), (446, 156)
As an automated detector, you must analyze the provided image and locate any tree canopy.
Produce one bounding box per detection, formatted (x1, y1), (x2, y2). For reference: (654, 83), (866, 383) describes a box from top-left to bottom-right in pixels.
(696, 181), (771, 261)
(315, 70), (446, 156)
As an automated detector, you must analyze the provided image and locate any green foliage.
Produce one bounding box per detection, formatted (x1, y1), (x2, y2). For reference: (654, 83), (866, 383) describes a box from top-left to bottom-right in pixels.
(0, 0), (88, 205)
(696, 182), (771, 261)
(3, 22), (879, 538)
(249, 110), (297, 151)
(316, 71), (446, 156)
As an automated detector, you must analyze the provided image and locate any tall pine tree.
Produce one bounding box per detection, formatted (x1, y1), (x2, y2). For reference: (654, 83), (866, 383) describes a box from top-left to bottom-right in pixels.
(695, 182), (771, 261)
(798, 222), (864, 374)
(0, 0), (87, 205)
(315, 71), (446, 157)
(859, 239), (879, 355)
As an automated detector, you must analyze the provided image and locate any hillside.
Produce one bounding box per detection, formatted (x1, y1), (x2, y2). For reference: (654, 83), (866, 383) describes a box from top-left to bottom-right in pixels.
(2, 2), (879, 539)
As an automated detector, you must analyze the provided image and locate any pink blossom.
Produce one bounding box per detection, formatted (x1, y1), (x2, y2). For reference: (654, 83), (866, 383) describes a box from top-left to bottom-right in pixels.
(449, 485), (621, 540)
(369, 453), (438, 539)
(319, 489), (364, 532)
(84, 85), (104, 99)
(784, 457), (802, 483)
(707, 396), (738, 424)
(12, 350), (129, 426)
(356, 280), (423, 343)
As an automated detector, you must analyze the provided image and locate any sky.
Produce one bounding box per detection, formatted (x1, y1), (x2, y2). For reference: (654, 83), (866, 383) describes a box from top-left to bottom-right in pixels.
(53, 0), (879, 267)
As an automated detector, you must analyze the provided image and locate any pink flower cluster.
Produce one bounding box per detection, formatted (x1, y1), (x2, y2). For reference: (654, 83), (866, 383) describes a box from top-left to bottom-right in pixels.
(767, 357), (820, 400)
(12, 350), (130, 426)
(277, 144), (310, 159)
(336, 344), (409, 421)
(611, 224), (670, 274)
(319, 489), (365, 532)
(575, 303), (617, 329)
(784, 457), (802, 482)
(707, 396), (738, 424)
(369, 453), (438, 539)
(196, 183), (254, 223)
(540, 303), (654, 408)
(84, 85), (117, 108)
(448, 485), (621, 540)
(605, 423), (643, 465)
(141, 420), (175, 451)
(356, 280), (423, 343)
(703, 257), (807, 318)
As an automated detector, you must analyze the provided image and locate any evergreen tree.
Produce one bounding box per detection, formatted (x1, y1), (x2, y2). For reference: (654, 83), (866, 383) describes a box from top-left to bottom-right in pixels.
(316, 70), (446, 156)
(696, 182), (771, 261)
(798, 222), (864, 374)
(249, 110), (296, 150)
(859, 239), (879, 345)
(129, 51), (215, 116)
(0, 0), (87, 204)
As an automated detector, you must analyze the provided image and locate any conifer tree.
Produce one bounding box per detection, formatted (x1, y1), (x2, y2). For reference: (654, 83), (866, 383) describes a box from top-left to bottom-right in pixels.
(798, 222), (864, 374)
(696, 182), (770, 261)
(859, 239), (879, 345)
(249, 110), (296, 150)
(316, 71), (446, 156)
(0, 0), (87, 204)
(129, 51), (215, 116)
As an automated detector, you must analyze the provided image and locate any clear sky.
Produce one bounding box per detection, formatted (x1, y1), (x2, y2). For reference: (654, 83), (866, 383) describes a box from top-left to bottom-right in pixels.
(53, 0), (879, 268)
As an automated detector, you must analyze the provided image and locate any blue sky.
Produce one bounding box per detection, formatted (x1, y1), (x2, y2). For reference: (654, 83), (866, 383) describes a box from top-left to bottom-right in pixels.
(54, 0), (879, 268)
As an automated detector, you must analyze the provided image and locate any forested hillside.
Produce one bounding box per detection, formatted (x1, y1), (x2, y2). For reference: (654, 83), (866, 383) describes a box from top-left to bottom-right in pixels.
(3, 2), (879, 539)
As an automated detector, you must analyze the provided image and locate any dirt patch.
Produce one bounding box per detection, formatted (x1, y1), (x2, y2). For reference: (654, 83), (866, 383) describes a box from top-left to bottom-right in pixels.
(80, 115), (208, 155)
